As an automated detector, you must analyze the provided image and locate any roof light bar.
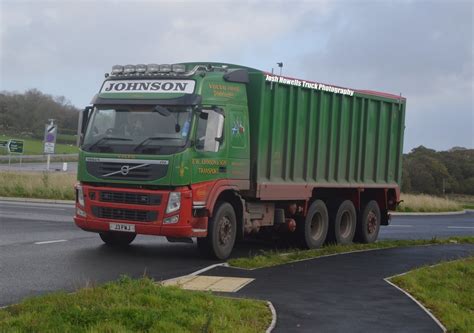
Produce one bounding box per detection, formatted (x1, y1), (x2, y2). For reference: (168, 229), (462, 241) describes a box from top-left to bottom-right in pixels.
(123, 64), (136, 74)
(110, 63), (189, 76)
(147, 64), (159, 73)
(111, 65), (123, 75)
(159, 64), (171, 73)
(136, 64), (147, 73)
(172, 64), (186, 73)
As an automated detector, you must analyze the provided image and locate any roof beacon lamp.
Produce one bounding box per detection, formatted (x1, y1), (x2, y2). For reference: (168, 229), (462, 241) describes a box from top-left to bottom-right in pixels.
(172, 64), (186, 73)
(159, 64), (172, 73)
(123, 64), (136, 75)
(136, 64), (147, 74)
(147, 64), (159, 74)
(111, 65), (123, 75)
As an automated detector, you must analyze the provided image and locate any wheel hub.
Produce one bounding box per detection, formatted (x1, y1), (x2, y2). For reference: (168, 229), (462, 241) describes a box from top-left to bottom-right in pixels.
(218, 216), (232, 246)
(340, 211), (352, 238)
(367, 211), (377, 234)
(310, 213), (323, 239)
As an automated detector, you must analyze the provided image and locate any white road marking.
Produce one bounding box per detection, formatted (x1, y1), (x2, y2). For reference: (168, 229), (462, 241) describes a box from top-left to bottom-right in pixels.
(34, 239), (67, 245)
(389, 225), (414, 227)
(447, 226), (474, 229)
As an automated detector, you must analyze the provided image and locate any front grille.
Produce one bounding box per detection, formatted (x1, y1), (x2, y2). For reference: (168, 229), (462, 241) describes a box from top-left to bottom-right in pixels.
(92, 206), (157, 222)
(100, 191), (161, 205)
(86, 160), (168, 181)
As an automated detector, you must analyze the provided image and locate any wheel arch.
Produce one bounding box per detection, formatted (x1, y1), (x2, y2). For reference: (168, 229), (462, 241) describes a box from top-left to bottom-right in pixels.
(208, 188), (244, 241)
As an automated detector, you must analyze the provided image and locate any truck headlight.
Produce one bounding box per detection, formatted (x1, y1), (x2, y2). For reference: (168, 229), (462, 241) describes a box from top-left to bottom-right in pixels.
(166, 192), (181, 214)
(76, 184), (85, 207)
(163, 215), (179, 224)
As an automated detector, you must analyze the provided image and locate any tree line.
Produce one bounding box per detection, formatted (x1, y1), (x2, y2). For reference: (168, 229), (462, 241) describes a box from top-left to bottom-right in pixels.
(0, 90), (472, 195)
(402, 146), (474, 195)
(0, 89), (80, 142)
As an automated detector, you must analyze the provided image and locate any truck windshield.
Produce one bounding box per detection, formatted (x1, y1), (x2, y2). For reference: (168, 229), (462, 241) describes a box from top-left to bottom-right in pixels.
(82, 105), (193, 154)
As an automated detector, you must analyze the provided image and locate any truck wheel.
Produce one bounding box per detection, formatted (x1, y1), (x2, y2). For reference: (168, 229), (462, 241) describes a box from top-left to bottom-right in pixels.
(197, 202), (236, 260)
(355, 200), (381, 243)
(297, 200), (329, 249)
(99, 232), (136, 246)
(329, 200), (356, 245)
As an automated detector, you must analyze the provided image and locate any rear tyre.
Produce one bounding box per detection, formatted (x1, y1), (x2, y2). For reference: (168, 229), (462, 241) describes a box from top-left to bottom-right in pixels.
(99, 232), (136, 247)
(355, 200), (381, 243)
(329, 200), (357, 245)
(197, 202), (236, 260)
(297, 200), (329, 249)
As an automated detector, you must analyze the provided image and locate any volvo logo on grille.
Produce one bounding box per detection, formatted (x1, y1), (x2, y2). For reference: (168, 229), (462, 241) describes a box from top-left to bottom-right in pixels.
(101, 163), (150, 177)
(120, 165), (130, 175)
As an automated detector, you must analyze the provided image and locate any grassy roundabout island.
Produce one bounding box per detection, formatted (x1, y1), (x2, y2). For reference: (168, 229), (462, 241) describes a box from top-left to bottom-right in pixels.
(391, 256), (474, 333)
(0, 277), (271, 333)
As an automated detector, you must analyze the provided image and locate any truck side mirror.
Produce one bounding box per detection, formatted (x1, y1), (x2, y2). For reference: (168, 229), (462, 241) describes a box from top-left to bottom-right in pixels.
(79, 106), (93, 145)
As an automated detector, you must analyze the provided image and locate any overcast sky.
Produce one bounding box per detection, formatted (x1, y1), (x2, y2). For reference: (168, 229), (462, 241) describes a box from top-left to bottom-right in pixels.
(0, 0), (472, 152)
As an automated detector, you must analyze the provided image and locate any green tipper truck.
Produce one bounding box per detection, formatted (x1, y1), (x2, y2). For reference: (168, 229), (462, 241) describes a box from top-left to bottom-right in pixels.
(74, 62), (406, 259)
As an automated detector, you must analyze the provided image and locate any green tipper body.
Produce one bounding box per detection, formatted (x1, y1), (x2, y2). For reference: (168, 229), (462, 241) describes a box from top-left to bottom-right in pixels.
(246, 70), (405, 199)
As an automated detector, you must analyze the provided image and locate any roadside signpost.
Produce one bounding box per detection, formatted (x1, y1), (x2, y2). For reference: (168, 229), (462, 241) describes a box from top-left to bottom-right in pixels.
(44, 120), (57, 170)
(8, 140), (24, 154)
(1, 139), (24, 167)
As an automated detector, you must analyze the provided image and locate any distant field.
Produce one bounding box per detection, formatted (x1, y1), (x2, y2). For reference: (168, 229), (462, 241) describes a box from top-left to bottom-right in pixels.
(57, 133), (77, 144)
(0, 134), (78, 155)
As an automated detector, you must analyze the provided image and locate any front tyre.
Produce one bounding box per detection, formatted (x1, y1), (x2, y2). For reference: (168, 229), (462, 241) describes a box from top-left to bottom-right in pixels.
(355, 200), (381, 243)
(99, 232), (136, 247)
(198, 202), (237, 260)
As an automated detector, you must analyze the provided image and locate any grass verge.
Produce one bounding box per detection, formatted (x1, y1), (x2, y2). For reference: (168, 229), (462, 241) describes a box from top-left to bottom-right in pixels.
(0, 276), (271, 333)
(228, 236), (474, 269)
(398, 193), (463, 212)
(391, 256), (474, 333)
(0, 171), (76, 200)
(448, 194), (474, 210)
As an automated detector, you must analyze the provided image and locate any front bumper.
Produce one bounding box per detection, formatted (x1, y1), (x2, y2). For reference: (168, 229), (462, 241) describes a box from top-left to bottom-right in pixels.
(73, 184), (208, 238)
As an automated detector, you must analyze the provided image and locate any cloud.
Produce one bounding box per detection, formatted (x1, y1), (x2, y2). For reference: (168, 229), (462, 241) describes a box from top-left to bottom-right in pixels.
(0, 1), (322, 75)
(0, 0), (472, 151)
(295, 0), (473, 151)
(1, 0), (329, 105)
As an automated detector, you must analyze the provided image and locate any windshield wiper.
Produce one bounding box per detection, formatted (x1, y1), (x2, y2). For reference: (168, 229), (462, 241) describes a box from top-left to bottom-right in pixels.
(133, 136), (171, 152)
(86, 137), (132, 151)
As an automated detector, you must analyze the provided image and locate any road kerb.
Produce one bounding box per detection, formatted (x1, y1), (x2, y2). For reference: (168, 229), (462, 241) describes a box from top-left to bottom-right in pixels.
(384, 275), (447, 333)
(391, 210), (466, 216)
(266, 301), (277, 333)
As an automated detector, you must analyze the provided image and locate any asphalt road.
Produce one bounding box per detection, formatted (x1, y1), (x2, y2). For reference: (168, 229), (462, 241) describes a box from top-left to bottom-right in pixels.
(206, 244), (474, 332)
(0, 199), (473, 310)
(380, 211), (474, 240)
